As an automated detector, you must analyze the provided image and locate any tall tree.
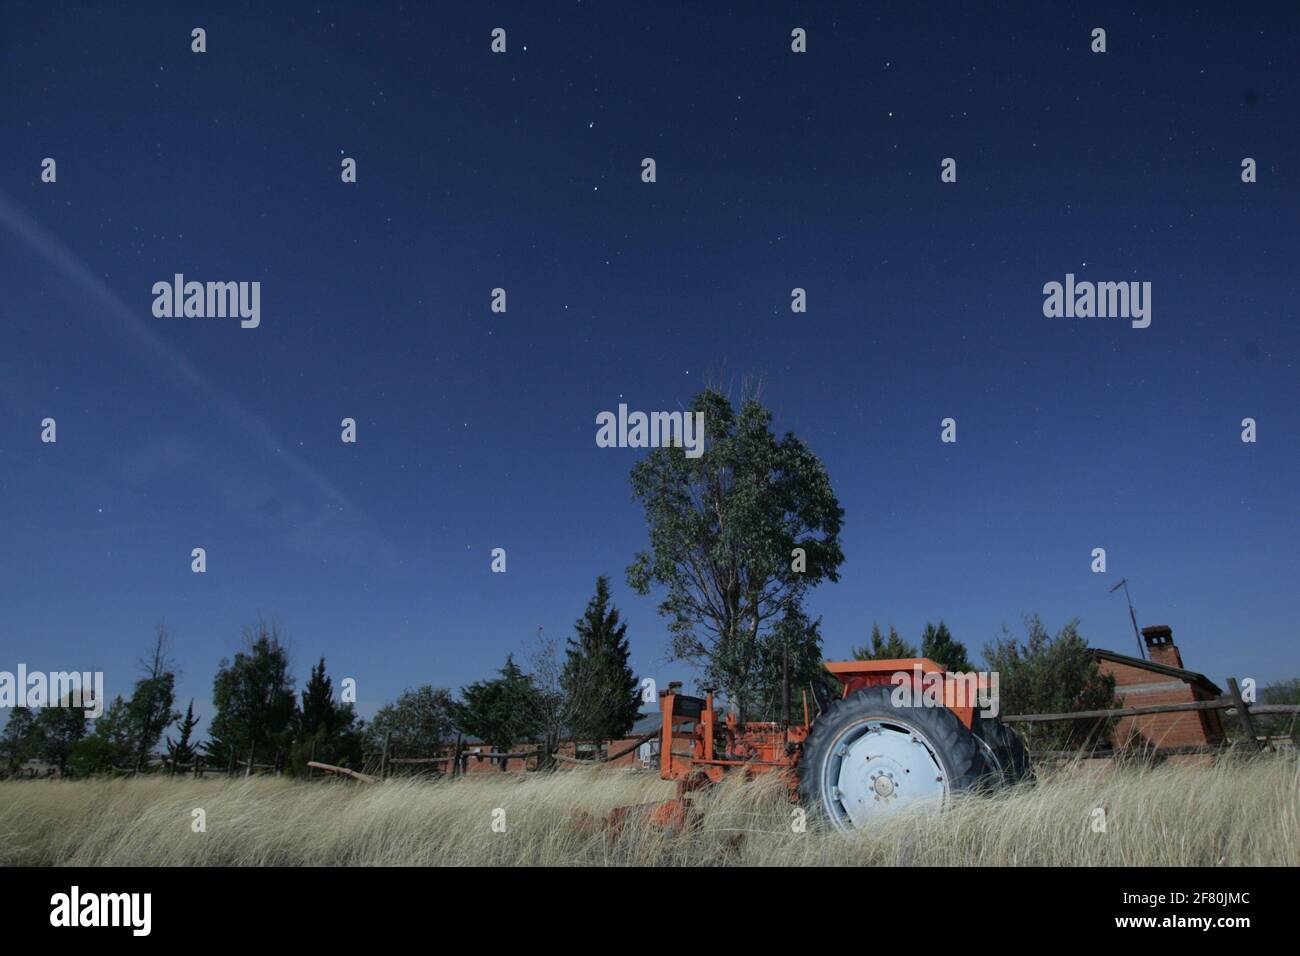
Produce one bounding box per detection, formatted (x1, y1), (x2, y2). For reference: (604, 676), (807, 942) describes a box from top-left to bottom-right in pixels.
(561, 576), (641, 751)
(627, 388), (844, 718)
(61, 630), (181, 775)
(292, 657), (363, 770)
(0, 707), (37, 774)
(127, 625), (181, 770)
(368, 685), (456, 760)
(1253, 678), (1300, 741)
(30, 697), (88, 775)
(68, 697), (134, 776)
(982, 615), (1116, 750)
(852, 624), (917, 660)
(166, 701), (201, 769)
(456, 656), (543, 768)
(920, 620), (972, 672)
(298, 658), (337, 738)
(204, 620), (297, 770)
(522, 629), (572, 765)
(751, 603), (829, 723)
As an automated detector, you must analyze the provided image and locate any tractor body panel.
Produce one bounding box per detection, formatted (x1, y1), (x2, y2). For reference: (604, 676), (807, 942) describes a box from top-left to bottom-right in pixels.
(825, 657), (976, 728)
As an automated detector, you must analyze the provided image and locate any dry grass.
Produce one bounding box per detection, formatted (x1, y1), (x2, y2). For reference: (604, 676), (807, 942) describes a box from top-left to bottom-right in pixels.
(2, 753), (1296, 866)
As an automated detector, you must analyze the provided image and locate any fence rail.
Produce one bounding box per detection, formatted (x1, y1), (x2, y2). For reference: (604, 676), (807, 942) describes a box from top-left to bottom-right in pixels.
(353, 727), (662, 781)
(1001, 700), (1299, 724)
(552, 729), (660, 765)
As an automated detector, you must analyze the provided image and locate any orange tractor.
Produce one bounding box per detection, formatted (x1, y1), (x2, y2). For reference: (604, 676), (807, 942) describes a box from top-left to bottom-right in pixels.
(652, 657), (1030, 833)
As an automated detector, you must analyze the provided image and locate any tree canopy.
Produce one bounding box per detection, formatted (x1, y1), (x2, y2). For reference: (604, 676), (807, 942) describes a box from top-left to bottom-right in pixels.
(561, 576), (641, 745)
(368, 685), (457, 759)
(126, 626), (181, 770)
(853, 624), (918, 661)
(750, 604), (829, 722)
(456, 656), (543, 764)
(165, 701), (201, 768)
(292, 657), (363, 770)
(982, 615), (1116, 749)
(921, 620), (972, 672)
(204, 620), (297, 769)
(627, 389), (843, 717)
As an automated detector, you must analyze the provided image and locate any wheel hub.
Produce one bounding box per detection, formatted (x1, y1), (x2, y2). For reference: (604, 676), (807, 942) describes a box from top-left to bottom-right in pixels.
(872, 773), (896, 797)
(822, 719), (949, 831)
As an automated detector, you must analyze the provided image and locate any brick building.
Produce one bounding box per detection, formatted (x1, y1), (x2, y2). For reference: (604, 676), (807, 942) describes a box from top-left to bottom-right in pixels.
(599, 711), (663, 769)
(1092, 625), (1226, 748)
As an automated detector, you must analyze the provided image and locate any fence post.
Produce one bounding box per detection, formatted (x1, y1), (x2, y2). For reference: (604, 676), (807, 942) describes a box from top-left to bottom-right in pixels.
(246, 743), (255, 778)
(451, 733), (462, 779)
(309, 740), (316, 779)
(380, 732), (390, 780)
(1226, 677), (1262, 750)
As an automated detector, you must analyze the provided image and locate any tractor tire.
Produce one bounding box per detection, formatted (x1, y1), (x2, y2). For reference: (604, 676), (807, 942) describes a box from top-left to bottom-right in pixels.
(797, 686), (987, 833)
(971, 715), (1034, 788)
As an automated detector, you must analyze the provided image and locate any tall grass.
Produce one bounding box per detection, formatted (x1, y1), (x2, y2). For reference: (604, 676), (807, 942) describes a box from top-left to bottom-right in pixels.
(2, 754), (1296, 866)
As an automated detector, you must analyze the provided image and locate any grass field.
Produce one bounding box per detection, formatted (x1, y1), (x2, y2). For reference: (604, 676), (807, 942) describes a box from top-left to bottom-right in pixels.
(2, 754), (1296, 866)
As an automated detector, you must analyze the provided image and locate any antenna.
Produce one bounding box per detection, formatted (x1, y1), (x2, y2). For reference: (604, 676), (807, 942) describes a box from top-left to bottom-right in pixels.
(1109, 577), (1144, 659)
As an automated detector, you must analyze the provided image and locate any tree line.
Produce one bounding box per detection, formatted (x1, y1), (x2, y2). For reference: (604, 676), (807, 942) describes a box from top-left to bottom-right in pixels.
(0, 577), (643, 778)
(4, 608), (1294, 777)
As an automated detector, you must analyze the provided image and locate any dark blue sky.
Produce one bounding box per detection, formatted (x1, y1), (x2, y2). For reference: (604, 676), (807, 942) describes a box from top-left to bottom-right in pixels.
(2, 2), (1296, 734)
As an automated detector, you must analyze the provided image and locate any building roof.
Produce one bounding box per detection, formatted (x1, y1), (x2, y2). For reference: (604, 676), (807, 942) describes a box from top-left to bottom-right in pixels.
(626, 710), (662, 737)
(1089, 647), (1223, 696)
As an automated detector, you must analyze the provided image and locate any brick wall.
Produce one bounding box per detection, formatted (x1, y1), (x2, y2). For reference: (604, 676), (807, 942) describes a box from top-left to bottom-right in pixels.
(454, 741), (582, 773)
(602, 734), (658, 769)
(1100, 658), (1225, 747)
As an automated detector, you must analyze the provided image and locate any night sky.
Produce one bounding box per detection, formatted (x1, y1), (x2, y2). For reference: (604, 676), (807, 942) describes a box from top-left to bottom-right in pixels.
(1, 2), (1296, 735)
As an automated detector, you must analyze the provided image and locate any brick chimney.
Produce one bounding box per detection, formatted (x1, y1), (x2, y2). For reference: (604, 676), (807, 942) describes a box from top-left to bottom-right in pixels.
(1141, 625), (1183, 668)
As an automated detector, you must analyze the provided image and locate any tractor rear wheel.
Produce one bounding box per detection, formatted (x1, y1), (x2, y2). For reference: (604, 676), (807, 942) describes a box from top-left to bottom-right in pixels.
(798, 686), (986, 833)
(971, 715), (1033, 787)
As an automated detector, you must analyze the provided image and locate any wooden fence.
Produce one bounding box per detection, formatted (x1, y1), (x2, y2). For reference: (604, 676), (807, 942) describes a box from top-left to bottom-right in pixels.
(336, 728), (663, 782)
(106, 743), (287, 779)
(1002, 677), (1299, 759)
(0, 752), (287, 781)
